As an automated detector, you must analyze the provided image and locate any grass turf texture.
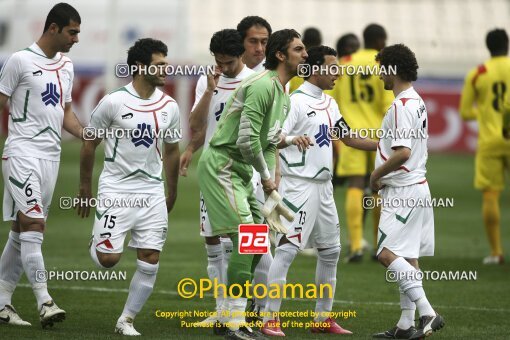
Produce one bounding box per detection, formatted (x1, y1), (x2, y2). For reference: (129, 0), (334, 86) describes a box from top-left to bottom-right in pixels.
(0, 140), (509, 339)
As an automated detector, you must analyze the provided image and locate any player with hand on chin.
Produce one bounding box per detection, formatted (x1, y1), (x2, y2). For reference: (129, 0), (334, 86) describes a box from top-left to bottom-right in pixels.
(371, 44), (444, 339)
(77, 38), (180, 336)
(261, 45), (378, 337)
(0, 2), (82, 328)
(178, 29), (255, 331)
(197, 29), (307, 340)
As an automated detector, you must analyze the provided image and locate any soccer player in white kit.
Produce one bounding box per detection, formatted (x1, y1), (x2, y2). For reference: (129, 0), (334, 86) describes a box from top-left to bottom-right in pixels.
(370, 44), (444, 339)
(78, 38), (180, 336)
(0, 3), (83, 328)
(179, 29), (255, 330)
(261, 46), (379, 337)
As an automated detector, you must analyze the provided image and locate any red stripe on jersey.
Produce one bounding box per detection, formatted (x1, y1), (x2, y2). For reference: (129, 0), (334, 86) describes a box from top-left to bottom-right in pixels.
(33, 60), (71, 71)
(471, 64), (487, 87)
(216, 86), (236, 90)
(152, 111), (162, 159)
(393, 103), (398, 130)
(26, 204), (42, 214)
(399, 98), (419, 106)
(325, 108), (332, 127)
(225, 80), (242, 85)
(125, 99), (175, 113)
(308, 97), (332, 111)
(47, 54), (64, 66)
(55, 69), (64, 109)
(417, 179), (427, 184)
(141, 93), (165, 107)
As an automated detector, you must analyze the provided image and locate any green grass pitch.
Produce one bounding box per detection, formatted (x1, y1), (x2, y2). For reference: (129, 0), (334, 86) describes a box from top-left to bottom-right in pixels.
(0, 140), (509, 339)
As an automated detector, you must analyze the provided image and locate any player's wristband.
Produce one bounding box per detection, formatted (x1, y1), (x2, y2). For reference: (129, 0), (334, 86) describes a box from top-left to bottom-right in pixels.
(260, 168), (271, 181)
(284, 135), (296, 146)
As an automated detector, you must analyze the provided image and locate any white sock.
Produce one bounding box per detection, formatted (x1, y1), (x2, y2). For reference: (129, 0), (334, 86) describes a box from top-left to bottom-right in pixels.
(396, 288), (416, 329)
(388, 257), (435, 318)
(263, 243), (298, 323)
(205, 243), (223, 312)
(227, 296), (247, 330)
(120, 259), (159, 320)
(220, 237), (233, 285)
(253, 251), (273, 309)
(20, 231), (51, 309)
(0, 231), (23, 309)
(314, 246), (340, 322)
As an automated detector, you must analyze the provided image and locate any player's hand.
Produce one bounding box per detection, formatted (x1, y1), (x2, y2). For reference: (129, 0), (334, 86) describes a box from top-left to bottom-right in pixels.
(166, 195), (177, 213)
(261, 178), (277, 195)
(206, 66), (221, 92)
(179, 148), (193, 177)
(292, 135), (314, 152)
(369, 173), (382, 192)
(76, 184), (92, 218)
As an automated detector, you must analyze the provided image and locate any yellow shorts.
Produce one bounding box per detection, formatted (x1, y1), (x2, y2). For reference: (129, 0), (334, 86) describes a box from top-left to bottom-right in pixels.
(475, 152), (510, 190)
(336, 144), (376, 177)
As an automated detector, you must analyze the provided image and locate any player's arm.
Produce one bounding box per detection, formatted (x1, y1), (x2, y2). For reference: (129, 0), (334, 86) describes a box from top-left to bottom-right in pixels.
(180, 72), (219, 176)
(237, 81), (276, 192)
(78, 138), (101, 218)
(0, 93), (8, 111)
(336, 116), (378, 151)
(63, 102), (84, 139)
(164, 142), (180, 213)
(459, 68), (478, 120)
(370, 146), (410, 191)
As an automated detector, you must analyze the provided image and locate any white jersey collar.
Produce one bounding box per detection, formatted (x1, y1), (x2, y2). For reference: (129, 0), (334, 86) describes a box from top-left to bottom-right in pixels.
(301, 81), (323, 99)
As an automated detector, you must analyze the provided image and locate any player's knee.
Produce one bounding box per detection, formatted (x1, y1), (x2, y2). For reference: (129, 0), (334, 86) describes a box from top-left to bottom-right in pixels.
(17, 214), (45, 233)
(377, 248), (393, 267)
(137, 249), (160, 264)
(97, 252), (121, 269)
(136, 259), (159, 276)
(205, 236), (221, 245)
(317, 246), (340, 265)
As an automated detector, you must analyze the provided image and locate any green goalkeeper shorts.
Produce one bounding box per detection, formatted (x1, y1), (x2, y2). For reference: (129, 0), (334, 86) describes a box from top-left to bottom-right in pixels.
(197, 146), (263, 235)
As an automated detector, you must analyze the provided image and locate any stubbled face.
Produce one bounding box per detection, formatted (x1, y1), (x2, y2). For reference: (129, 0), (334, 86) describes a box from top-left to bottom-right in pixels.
(380, 73), (395, 90)
(314, 55), (339, 90)
(243, 25), (269, 68)
(144, 52), (168, 87)
(51, 20), (80, 52)
(214, 54), (243, 78)
(284, 38), (308, 77)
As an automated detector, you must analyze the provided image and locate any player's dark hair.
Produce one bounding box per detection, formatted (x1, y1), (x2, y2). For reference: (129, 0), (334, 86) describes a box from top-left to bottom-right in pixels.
(363, 23), (387, 50)
(264, 29), (301, 70)
(209, 29), (245, 57)
(43, 2), (81, 33)
(486, 29), (509, 56)
(302, 27), (322, 49)
(336, 33), (359, 58)
(127, 38), (168, 77)
(376, 44), (418, 82)
(237, 16), (272, 41)
(303, 45), (337, 80)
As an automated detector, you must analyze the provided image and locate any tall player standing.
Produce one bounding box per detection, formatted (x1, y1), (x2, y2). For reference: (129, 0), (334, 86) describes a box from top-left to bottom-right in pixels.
(237, 16), (275, 319)
(331, 24), (394, 262)
(371, 44), (444, 339)
(262, 46), (378, 337)
(0, 2), (83, 328)
(179, 29), (254, 329)
(459, 29), (510, 265)
(77, 38), (180, 336)
(198, 29), (307, 340)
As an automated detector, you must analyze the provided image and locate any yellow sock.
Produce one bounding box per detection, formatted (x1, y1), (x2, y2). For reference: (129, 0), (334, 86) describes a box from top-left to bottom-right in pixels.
(346, 188), (364, 253)
(482, 190), (502, 256)
(372, 193), (381, 250)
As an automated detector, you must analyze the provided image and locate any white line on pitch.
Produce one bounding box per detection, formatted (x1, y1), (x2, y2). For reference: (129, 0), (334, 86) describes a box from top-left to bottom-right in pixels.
(18, 283), (509, 313)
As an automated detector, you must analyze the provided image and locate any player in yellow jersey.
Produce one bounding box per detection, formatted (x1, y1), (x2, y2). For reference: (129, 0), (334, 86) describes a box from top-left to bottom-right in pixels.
(288, 27), (322, 93)
(459, 29), (510, 265)
(331, 24), (394, 262)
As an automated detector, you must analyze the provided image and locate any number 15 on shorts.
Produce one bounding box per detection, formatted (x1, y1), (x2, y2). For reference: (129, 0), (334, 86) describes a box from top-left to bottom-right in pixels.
(239, 224), (269, 254)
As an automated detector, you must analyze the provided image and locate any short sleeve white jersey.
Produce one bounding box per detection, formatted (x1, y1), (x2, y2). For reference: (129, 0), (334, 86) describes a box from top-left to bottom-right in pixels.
(280, 81), (342, 181)
(375, 87), (428, 187)
(0, 43), (74, 161)
(89, 82), (181, 195)
(192, 66), (254, 149)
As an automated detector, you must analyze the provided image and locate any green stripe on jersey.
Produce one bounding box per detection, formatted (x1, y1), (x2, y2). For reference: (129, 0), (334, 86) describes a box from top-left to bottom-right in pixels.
(12, 90), (29, 122)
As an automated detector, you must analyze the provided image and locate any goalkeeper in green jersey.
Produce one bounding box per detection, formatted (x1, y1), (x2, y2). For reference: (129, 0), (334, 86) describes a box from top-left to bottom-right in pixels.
(197, 29), (307, 339)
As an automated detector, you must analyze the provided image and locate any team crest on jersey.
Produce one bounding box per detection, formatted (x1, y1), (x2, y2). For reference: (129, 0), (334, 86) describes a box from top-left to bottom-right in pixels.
(131, 123), (154, 148)
(161, 111), (168, 123)
(314, 123), (331, 148)
(41, 82), (60, 107)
